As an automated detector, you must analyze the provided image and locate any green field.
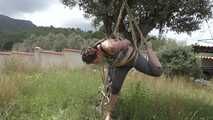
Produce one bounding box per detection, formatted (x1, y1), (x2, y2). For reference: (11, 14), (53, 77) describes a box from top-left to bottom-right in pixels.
(0, 65), (213, 120)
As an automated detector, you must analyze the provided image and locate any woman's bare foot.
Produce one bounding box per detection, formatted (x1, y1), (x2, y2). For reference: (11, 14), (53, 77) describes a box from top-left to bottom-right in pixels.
(105, 113), (112, 120)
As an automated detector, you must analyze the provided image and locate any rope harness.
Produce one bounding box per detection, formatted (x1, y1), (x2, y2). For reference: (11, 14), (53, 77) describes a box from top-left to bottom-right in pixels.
(97, 0), (148, 117)
(113, 0), (147, 50)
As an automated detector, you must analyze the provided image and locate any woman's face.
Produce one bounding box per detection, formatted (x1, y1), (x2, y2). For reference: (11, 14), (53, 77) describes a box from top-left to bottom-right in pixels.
(92, 50), (102, 64)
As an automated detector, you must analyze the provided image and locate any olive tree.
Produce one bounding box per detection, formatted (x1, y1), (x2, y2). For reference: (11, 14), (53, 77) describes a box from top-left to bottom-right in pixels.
(62, 0), (212, 44)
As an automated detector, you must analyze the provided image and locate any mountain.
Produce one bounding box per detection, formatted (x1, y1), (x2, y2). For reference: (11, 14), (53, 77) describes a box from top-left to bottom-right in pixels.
(0, 15), (36, 33)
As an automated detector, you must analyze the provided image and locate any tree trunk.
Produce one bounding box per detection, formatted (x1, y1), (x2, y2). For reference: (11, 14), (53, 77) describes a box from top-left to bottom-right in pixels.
(103, 15), (113, 37)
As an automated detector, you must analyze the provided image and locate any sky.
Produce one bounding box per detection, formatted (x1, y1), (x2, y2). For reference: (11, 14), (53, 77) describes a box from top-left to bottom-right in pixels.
(0, 0), (213, 45)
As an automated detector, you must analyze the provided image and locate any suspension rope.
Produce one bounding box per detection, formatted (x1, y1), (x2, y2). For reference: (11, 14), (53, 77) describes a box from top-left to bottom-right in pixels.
(126, 8), (138, 50)
(113, 0), (147, 49)
(113, 0), (126, 36)
(124, 0), (146, 48)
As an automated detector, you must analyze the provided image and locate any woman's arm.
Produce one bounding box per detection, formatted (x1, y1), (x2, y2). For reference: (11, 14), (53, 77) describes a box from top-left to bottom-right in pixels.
(147, 48), (162, 68)
(145, 42), (162, 76)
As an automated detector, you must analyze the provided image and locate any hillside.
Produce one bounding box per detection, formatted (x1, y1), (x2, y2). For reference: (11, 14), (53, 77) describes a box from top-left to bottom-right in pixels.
(0, 15), (105, 51)
(0, 15), (36, 32)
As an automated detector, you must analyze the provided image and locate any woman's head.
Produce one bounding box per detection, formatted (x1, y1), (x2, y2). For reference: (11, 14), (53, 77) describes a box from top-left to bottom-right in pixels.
(81, 47), (99, 64)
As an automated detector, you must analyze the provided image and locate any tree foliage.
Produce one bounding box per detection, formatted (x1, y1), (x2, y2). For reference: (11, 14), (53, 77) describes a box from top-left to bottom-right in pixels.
(0, 31), (30, 51)
(13, 32), (99, 52)
(62, 0), (212, 41)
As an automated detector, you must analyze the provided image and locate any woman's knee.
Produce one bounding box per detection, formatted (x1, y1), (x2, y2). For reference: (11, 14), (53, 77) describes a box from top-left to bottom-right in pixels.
(111, 85), (122, 95)
(152, 67), (163, 76)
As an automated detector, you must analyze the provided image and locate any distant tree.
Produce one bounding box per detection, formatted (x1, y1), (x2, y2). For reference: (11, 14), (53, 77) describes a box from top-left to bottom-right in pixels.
(91, 31), (105, 39)
(13, 31), (99, 51)
(67, 33), (89, 49)
(0, 32), (29, 51)
(62, 0), (212, 44)
(53, 33), (67, 51)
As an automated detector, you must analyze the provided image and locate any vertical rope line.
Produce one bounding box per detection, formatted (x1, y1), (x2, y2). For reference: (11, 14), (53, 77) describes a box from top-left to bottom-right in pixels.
(124, 1), (147, 47)
(113, 0), (126, 35)
(128, 12), (138, 50)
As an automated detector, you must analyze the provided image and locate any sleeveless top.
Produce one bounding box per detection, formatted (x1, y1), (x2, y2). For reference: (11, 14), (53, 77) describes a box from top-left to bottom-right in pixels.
(94, 39), (138, 67)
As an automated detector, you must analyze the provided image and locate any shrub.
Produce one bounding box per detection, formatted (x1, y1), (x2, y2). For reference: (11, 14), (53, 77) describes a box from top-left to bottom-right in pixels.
(158, 45), (202, 78)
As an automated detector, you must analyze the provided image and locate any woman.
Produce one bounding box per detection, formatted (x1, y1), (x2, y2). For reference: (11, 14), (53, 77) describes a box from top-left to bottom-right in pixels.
(81, 37), (162, 120)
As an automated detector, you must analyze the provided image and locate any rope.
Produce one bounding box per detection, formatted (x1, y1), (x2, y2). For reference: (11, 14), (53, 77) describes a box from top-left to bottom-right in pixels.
(125, 3), (138, 50)
(128, 13), (138, 50)
(113, 0), (126, 36)
(98, 64), (111, 115)
(124, 0), (147, 48)
(113, 0), (147, 48)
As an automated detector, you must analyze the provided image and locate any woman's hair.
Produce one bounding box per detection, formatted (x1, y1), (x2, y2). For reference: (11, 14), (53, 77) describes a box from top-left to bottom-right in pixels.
(81, 47), (98, 64)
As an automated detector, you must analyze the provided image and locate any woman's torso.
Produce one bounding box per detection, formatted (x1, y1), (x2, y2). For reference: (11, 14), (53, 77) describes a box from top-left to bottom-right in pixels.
(98, 39), (137, 67)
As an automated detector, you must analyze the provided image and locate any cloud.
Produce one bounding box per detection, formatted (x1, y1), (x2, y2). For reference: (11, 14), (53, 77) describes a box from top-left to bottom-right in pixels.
(64, 21), (94, 31)
(0, 0), (58, 15)
(0, 0), (94, 30)
(16, 1), (94, 30)
(150, 19), (213, 45)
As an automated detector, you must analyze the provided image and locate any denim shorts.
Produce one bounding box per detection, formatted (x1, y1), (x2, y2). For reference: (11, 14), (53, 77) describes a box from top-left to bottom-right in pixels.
(107, 54), (162, 95)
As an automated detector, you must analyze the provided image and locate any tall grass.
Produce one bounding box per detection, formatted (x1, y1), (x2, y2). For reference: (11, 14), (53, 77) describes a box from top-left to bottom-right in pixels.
(0, 71), (26, 119)
(2, 69), (101, 120)
(115, 71), (213, 120)
(0, 56), (39, 120)
(0, 59), (213, 120)
(1, 56), (40, 74)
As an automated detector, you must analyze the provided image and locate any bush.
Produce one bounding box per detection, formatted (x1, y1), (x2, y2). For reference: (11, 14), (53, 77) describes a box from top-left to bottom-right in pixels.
(158, 45), (202, 78)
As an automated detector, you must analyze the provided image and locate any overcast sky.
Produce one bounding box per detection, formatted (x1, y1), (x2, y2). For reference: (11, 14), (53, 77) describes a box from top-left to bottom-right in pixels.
(0, 0), (213, 45)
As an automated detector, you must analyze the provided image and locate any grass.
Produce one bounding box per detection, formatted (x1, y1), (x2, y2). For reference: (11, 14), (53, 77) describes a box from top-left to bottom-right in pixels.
(0, 59), (213, 120)
(115, 71), (213, 120)
(1, 69), (101, 120)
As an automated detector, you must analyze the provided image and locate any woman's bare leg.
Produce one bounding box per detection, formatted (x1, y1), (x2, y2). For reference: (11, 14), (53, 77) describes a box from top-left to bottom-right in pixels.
(105, 94), (118, 120)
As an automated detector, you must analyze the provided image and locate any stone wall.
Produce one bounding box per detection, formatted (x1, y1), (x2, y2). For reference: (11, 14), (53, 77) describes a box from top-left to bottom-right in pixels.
(0, 49), (84, 70)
